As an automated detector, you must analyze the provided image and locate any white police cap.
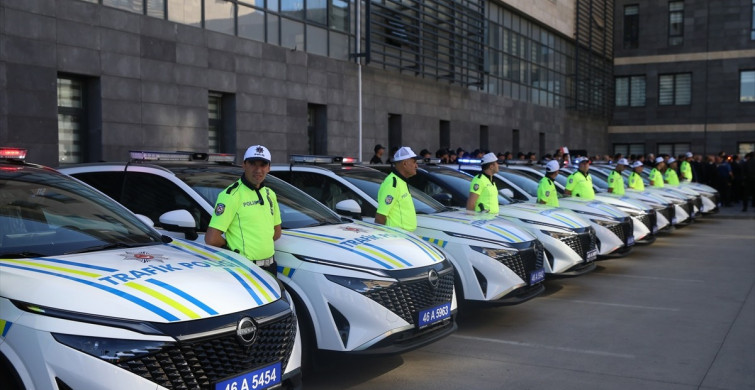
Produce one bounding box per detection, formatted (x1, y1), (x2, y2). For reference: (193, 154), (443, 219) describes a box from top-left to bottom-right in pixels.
(244, 145), (271, 163)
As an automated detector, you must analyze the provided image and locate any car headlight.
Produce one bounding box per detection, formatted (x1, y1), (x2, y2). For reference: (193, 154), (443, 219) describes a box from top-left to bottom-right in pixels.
(52, 333), (173, 364)
(324, 275), (396, 293)
(590, 218), (618, 227)
(470, 245), (519, 261)
(540, 229), (577, 240)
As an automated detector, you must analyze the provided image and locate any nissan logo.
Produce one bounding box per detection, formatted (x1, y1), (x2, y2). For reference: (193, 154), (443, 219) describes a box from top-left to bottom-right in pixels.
(427, 269), (440, 289)
(236, 317), (257, 346)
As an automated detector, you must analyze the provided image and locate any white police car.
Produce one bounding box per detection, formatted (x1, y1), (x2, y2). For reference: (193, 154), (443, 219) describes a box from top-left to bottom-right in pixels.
(59, 152), (457, 360)
(0, 148), (301, 390)
(377, 162), (598, 276)
(269, 157), (547, 305)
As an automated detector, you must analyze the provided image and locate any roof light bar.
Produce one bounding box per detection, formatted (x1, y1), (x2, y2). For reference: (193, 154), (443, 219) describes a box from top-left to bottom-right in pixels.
(130, 151), (192, 162)
(421, 158), (442, 164)
(341, 157), (357, 164)
(457, 158), (482, 164)
(0, 147), (27, 160)
(290, 155), (340, 164)
(207, 153), (236, 163)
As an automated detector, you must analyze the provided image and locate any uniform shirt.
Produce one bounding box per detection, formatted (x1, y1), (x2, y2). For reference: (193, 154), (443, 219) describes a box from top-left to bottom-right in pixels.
(648, 168), (664, 187)
(376, 171), (417, 231)
(607, 170), (625, 195)
(537, 176), (559, 207)
(209, 177), (281, 260)
(469, 173), (500, 213)
(679, 160), (693, 181)
(565, 171), (595, 200)
(664, 169), (680, 186)
(628, 172), (645, 191)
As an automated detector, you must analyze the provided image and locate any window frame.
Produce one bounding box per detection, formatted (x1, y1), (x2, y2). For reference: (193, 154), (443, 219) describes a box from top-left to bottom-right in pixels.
(623, 4), (639, 49)
(658, 72), (692, 106)
(740, 69), (755, 103)
(615, 75), (646, 107)
(668, 1), (684, 46)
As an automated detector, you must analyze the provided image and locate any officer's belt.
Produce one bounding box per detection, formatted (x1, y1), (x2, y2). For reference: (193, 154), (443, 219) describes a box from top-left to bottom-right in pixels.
(253, 256), (274, 267)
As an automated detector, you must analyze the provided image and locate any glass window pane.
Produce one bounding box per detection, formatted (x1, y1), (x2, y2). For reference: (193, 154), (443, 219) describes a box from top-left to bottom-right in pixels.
(268, 0), (279, 12)
(205, 0), (235, 35)
(740, 70), (755, 102)
(329, 31), (348, 60)
(103, 0), (143, 13)
(281, 0), (304, 19)
(307, 0), (327, 24)
(147, 0), (165, 18)
(267, 14), (280, 45)
(630, 76), (645, 106)
(615, 77), (629, 106)
(659, 75), (674, 105)
(58, 78), (83, 108)
(306, 25), (328, 56)
(239, 5), (265, 42)
(281, 18), (304, 50)
(675, 73), (691, 105)
(330, 0), (349, 32)
(168, 0), (201, 27)
(58, 114), (82, 164)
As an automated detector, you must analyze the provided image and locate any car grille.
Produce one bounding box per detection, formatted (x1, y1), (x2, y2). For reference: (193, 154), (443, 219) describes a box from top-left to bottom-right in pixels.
(638, 211), (656, 232)
(681, 200), (693, 217)
(497, 245), (543, 282)
(116, 313), (297, 389)
(694, 196), (703, 211)
(659, 205), (675, 223)
(559, 231), (594, 261)
(607, 220), (633, 245)
(362, 269), (455, 325)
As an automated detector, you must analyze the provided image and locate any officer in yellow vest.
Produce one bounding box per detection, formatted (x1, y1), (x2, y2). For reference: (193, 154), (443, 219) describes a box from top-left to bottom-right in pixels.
(664, 157), (680, 186)
(648, 157), (665, 188)
(565, 157), (595, 199)
(537, 160), (561, 206)
(607, 158), (629, 195)
(679, 152), (693, 182)
(375, 146), (420, 231)
(206, 145), (281, 275)
(628, 160), (646, 191)
(467, 153), (500, 213)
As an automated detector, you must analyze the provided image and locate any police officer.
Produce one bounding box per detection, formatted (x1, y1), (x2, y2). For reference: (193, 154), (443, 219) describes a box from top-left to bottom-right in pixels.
(607, 158), (629, 195)
(370, 144), (386, 164)
(649, 157), (665, 188)
(205, 145), (281, 275)
(375, 146), (420, 231)
(680, 152), (694, 182)
(537, 160), (560, 206)
(664, 157), (680, 186)
(628, 161), (645, 191)
(565, 157), (595, 199)
(467, 153), (500, 213)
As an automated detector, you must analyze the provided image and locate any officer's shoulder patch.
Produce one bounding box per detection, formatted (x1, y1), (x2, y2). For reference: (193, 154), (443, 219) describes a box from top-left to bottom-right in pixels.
(545, 191), (550, 197)
(569, 177), (574, 183)
(385, 195), (393, 204)
(473, 183), (480, 191)
(215, 203), (226, 216)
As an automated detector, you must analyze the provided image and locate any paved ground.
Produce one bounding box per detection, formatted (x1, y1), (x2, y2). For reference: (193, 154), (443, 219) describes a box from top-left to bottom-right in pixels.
(303, 207), (755, 390)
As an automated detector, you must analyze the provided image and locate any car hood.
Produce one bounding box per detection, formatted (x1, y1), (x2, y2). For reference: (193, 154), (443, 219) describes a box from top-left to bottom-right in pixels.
(0, 239), (282, 323)
(499, 203), (590, 230)
(594, 194), (652, 214)
(277, 221), (446, 270)
(417, 210), (537, 243)
(558, 198), (629, 221)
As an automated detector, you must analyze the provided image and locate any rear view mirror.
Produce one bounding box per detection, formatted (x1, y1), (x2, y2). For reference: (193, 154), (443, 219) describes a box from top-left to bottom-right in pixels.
(335, 199), (362, 220)
(159, 209), (198, 240)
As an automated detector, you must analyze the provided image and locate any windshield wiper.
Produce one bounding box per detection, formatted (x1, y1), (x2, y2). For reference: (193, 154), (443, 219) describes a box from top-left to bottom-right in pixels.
(64, 242), (152, 255)
(0, 252), (47, 259)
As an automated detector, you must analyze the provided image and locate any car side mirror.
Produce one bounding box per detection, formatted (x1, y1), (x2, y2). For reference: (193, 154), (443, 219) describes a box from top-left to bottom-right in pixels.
(135, 214), (155, 227)
(335, 199), (362, 220)
(159, 209), (198, 240)
(501, 189), (515, 198)
(432, 193), (453, 206)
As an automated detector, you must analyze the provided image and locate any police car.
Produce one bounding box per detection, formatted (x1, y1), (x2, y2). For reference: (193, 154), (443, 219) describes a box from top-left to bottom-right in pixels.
(505, 164), (653, 246)
(59, 152), (457, 360)
(629, 167), (716, 215)
(371, 161), (598, 276)
(0, 148), (301, 390)
(490, 167), (632, 256)
(269, 156), (547, 305)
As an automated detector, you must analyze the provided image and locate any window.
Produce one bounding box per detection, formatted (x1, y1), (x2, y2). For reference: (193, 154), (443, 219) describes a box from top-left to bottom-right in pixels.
(208, 93), (223, 153)
(167, 0), (201, 26)
(613, 143), (645, 158)
(440, 120), (450, 150)
(58, 76), (87, 164)
(668, 1), (684, 46)
(308, 104), (327, 155)
(659, 73), (691, 106)
(738, 142), (755, 156)
(103, 0), (143, 13)
(751, 0), (755, 40)
(615, 75), (646, 107)
(657, 143), (689, 157)
(623, 5), (639, 49)
(205, 0), (235, 35)
(741, 70), (755, 103)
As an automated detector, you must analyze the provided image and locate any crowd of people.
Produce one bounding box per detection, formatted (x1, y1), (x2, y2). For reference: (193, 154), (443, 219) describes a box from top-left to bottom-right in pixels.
(370, 144), (755, 212)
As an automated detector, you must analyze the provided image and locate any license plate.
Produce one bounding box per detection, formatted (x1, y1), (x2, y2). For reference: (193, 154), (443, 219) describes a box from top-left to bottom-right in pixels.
(672, 217), (678, 225)
(214, 362), (281, 390)
(418, 302), (451, 328)
(586, 249), (598, 262)
(652, 226), (658, 234)
(627, 236), (635, 246)
(529, 267), (545, 285)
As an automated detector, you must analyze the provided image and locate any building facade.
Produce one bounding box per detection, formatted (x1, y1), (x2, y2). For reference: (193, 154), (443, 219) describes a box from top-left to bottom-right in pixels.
(1, 0), (613, 167)
(611, 0), (755, 158)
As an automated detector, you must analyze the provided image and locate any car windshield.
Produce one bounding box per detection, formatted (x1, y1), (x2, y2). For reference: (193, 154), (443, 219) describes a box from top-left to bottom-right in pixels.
(0, 166), (161, 258)
(337, 169), (446, 214)
(172, 167), (343, 229)
(428, 168), (516, 205)
(498, 169), (540, 197)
